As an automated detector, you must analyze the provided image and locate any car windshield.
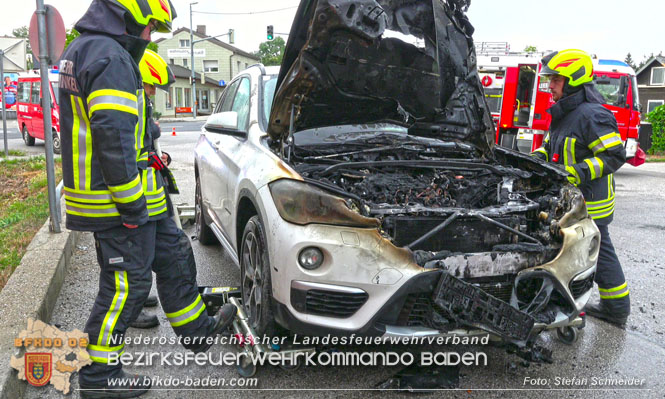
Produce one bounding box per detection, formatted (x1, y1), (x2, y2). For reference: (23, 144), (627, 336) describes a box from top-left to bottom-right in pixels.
(262, 76), (278, 124)
(594, 76), (621, 106)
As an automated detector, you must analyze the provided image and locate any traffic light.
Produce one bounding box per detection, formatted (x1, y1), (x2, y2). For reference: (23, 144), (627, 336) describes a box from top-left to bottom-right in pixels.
(267, 25), (274, 41)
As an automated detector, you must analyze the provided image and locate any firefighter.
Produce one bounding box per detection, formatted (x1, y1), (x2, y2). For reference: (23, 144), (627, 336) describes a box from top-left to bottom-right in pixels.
(58, 1), (236, 397)
(532, 49), (629, 327)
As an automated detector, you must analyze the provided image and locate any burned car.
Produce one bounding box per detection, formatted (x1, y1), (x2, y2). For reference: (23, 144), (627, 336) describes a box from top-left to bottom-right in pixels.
(194, 0), (599, 347)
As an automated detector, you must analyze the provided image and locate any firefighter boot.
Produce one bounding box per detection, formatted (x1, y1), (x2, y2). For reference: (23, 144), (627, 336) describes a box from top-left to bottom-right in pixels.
(143, 294), (158, 307)
(79, 370), (151, 399)
(584, 296), (630, 327)
(192, 303), (237, 353)
(129, 309), (159, 329)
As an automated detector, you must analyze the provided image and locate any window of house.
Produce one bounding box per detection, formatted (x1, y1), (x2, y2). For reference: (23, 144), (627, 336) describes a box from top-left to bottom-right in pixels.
(245, 63), (248, 69)
(179, 39), (190, 48)
(237, 60), (241, 72)
(184, 88), (191, 107)
(175, 87), (183, 107)
(169, 58), (174, 64)
(183, 58), (188, 67)
(651, 67), (665, 85)
(647, 100), (664, 113)
(165, 87), (173, 109)
(203, 60), (219, 73)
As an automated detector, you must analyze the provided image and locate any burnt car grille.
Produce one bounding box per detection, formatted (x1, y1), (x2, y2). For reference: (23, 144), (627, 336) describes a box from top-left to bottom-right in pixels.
(473, 282), (513, 303)
(399, 281), (514, 328)
(569, 273), (595, 299)
(304, 289), (368, 318)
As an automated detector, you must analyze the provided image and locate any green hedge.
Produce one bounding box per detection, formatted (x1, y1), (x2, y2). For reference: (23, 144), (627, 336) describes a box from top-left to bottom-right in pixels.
(646, 105), (665, 154)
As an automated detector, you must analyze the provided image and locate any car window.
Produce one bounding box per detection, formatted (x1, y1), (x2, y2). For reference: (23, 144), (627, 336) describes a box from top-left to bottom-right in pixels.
(30, 82), (41, 105)
(262, 76), (278, 125)
(220, 80), (240, 113)
(18, 81), (31, 103)
(231, 77), (251, 131)
(51, 82), (59, 105)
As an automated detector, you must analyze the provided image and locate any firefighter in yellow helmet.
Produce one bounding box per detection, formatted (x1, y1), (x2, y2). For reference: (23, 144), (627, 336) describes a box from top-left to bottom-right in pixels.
(532, 49), (629, 327)
(59, 2), (235, 397)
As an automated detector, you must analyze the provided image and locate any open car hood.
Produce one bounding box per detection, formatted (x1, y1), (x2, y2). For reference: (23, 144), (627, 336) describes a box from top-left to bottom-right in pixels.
(268, 0), (495, 154)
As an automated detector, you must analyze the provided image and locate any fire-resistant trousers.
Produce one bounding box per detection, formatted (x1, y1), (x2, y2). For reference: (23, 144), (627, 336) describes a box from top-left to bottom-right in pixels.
(594, 224), (630, 314)
(80, 218), (214, 385)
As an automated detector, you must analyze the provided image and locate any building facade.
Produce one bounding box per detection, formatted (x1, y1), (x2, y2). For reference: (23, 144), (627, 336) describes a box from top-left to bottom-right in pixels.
(153, 26), (259, 116)
(636, 55), (665, 117)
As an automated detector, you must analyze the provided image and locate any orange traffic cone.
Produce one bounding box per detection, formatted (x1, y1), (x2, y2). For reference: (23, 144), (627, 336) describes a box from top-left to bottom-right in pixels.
(172, 127), (176, 136)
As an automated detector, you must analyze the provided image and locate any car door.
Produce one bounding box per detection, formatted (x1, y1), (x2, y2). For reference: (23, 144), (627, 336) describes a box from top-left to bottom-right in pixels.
(30, 81), (44, 140)
(16, 80), (33, 133)
(200, 78), (240, 236)
(218, 76), (251, 233)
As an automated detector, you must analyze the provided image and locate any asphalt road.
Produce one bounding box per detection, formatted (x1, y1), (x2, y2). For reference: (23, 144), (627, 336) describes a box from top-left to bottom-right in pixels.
(25, 128), (665, 398)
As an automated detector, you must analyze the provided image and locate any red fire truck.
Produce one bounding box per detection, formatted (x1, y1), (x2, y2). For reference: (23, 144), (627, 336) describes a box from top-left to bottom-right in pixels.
(478, 47), (643, 165)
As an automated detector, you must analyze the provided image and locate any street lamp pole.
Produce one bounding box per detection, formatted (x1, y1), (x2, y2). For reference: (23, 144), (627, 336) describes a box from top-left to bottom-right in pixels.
(189, 1), (198, 120)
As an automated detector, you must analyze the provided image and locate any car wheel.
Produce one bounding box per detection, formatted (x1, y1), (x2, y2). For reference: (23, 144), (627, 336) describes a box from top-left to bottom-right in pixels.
(240, 215), (275, 336)
(52, 131), (61, 154)
(22, 125), (35, 146)
(195, 174), (217, 245)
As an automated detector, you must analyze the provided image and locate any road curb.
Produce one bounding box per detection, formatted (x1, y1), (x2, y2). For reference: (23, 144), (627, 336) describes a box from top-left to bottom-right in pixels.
(0, 210), (79, 399)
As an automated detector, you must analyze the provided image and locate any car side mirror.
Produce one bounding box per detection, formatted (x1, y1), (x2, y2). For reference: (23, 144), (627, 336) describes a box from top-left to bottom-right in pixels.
(204, 111), (246, 138)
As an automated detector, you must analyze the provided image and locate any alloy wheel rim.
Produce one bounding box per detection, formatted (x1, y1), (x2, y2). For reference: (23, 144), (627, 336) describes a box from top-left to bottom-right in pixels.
(242, 229), (263, 330)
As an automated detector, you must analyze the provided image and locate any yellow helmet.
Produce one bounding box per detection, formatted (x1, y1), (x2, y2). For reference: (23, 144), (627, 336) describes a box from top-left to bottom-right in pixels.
(540, 49), (594, 87)
(110, 0), (176, 33)
(139, 49), (175, 90)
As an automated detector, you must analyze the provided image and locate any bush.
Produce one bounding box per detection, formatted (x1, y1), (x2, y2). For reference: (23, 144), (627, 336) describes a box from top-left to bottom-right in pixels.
(153, 111), (162, 120)
(646, 105), (665, 154)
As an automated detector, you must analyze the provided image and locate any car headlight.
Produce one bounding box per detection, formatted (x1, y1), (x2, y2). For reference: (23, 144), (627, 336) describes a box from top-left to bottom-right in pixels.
(269, 179), (379, 227)
(558, 187), (588, 229)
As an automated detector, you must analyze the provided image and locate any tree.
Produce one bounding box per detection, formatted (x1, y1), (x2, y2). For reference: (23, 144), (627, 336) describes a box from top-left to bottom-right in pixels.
(254, 37), (286, 66)
(624, 53), (636, 70)
(147, 42), (159, 52)
(524, 45), (537, 54)
(64, 28), (80, 50)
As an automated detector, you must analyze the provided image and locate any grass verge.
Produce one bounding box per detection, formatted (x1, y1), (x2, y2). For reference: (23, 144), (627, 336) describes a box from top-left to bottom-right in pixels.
(0, 156), (61, 291)
(0, 149), (26, 157)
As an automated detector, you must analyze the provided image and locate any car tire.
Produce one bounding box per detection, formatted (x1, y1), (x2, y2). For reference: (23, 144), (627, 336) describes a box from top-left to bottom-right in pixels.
(52, 131), (61, 154)
(22, 125), (35, 146)
(240, 215), (276, 337)
(195, 174), (217, 245)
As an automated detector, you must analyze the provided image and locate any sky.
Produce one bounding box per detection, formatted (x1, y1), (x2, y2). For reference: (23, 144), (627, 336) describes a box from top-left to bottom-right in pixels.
(2, 0), (664, 66)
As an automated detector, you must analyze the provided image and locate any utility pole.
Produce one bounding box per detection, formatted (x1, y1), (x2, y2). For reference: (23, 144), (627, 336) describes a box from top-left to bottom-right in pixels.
(189, 1), (198, 120)
(36, 0), (60, 232)
(1, 49), (8, 158)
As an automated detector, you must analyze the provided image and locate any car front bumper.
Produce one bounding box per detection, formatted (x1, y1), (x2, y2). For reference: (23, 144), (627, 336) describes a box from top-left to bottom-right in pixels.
(259, 185), (599, 339)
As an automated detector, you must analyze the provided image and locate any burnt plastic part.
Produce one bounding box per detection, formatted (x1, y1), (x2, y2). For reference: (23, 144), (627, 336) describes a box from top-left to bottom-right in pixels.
(432, 273), (535, 345)
(199, 287), (241, 316)
(512, 274), (554, 315)
(376, 363), (460, 391)
(511, 270), (577, 323)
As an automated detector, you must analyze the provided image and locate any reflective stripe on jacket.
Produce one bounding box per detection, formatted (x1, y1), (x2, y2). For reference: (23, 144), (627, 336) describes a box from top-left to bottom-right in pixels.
(59, 33), (149, 231)
(531, 85), (626, 225)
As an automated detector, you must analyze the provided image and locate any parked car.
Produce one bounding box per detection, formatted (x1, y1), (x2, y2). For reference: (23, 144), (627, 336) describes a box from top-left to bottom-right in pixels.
(16, 71), (61, 154)
(194, 0), (598, 346)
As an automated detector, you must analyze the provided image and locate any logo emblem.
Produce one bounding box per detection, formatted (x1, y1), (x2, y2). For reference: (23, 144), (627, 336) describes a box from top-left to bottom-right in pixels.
(25, 353), (52, 387)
